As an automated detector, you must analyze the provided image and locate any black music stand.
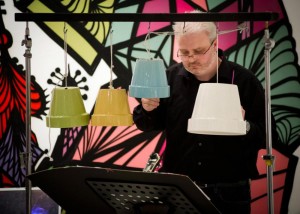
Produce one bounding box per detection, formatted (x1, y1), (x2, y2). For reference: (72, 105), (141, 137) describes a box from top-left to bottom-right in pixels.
(28, 166), (220, 214)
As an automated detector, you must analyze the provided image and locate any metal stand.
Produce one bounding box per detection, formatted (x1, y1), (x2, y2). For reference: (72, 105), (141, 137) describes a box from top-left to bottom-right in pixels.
(262, 23), (275, 214)
(21, 21), (32, 214)
(28, 166), (221, 214)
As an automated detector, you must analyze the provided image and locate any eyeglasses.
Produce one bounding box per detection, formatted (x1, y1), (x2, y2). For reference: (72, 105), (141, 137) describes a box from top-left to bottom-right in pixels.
(177, 40), (215, 61)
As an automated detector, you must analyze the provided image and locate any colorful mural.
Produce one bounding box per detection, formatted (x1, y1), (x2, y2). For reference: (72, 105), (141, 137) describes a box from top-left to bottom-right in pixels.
(0, 0), (299, 213)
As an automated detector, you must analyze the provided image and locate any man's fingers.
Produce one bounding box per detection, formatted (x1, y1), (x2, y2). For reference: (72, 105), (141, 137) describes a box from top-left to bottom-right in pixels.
(142, 98), (160, 111)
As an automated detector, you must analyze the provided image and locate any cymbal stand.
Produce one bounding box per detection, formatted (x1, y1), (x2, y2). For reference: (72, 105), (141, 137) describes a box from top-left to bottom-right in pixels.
(21, 21), (32, 214)
(262, 22), (275, 214)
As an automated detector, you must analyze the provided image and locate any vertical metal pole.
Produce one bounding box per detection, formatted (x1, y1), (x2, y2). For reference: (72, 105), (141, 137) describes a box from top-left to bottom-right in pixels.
(263, 22), (275, 214)
(22, 21), (32, 214)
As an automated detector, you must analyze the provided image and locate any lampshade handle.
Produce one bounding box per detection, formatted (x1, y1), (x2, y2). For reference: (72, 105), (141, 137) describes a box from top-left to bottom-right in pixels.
(144, 35), (152, 59)
(109, 29), (114, 89)
(216, 23), (219, 83)
(63, 22), (68, 87)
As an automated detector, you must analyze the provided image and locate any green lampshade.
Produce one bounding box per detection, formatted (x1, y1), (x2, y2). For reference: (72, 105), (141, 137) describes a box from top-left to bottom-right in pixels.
(46, 87), (90, 128)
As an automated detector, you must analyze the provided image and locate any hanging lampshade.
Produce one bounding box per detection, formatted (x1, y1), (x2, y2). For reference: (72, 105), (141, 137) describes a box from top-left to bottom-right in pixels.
(129, 58), (170, 98)
(188, 83), (246, 135)
(91, 88), (133, 126)
(46, 87), (90, 128)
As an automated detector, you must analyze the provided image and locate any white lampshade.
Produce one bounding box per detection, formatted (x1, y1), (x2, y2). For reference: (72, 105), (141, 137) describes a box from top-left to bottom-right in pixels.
(188, 83), (246, 135)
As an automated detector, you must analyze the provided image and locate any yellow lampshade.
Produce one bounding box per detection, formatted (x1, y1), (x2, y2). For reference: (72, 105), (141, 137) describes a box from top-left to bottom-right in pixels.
(188, 83), (246, 135)
(46, 87), (90, 128)
(91, 88), (133, 126)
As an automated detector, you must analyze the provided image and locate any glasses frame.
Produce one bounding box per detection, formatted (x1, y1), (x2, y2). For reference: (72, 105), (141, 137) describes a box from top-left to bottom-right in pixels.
(177, 40), (215, 61)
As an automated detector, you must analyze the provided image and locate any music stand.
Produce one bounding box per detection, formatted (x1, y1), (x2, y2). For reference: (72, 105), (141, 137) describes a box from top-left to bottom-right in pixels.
(28, 166), (220, 214)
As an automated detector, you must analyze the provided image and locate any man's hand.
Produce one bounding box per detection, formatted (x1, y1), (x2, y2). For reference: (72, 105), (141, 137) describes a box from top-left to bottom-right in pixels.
(241, 106), (245, 120)
(141, 98), (160, 112)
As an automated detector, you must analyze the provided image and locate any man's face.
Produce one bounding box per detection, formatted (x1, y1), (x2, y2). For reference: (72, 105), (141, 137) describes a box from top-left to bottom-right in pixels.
(177, 31), (217, 80)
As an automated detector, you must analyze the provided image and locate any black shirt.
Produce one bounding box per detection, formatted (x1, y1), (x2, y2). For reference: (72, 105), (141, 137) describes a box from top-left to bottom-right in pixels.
(133, 53), (277, 184)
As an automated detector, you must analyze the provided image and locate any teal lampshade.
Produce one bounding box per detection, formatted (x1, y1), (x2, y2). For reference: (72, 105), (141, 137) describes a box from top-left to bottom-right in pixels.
(188, 83), (246, 135)
(129, 58), (170, 98)
(46, 87), (90, 128)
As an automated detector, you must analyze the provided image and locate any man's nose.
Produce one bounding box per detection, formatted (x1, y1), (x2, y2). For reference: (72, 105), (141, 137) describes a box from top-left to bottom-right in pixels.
(187, 55), (196, 62)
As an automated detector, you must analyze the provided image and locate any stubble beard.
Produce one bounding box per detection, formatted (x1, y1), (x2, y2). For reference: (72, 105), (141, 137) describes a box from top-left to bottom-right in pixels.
(184, 55), (218, 81)
(184, 61), (214, 79)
